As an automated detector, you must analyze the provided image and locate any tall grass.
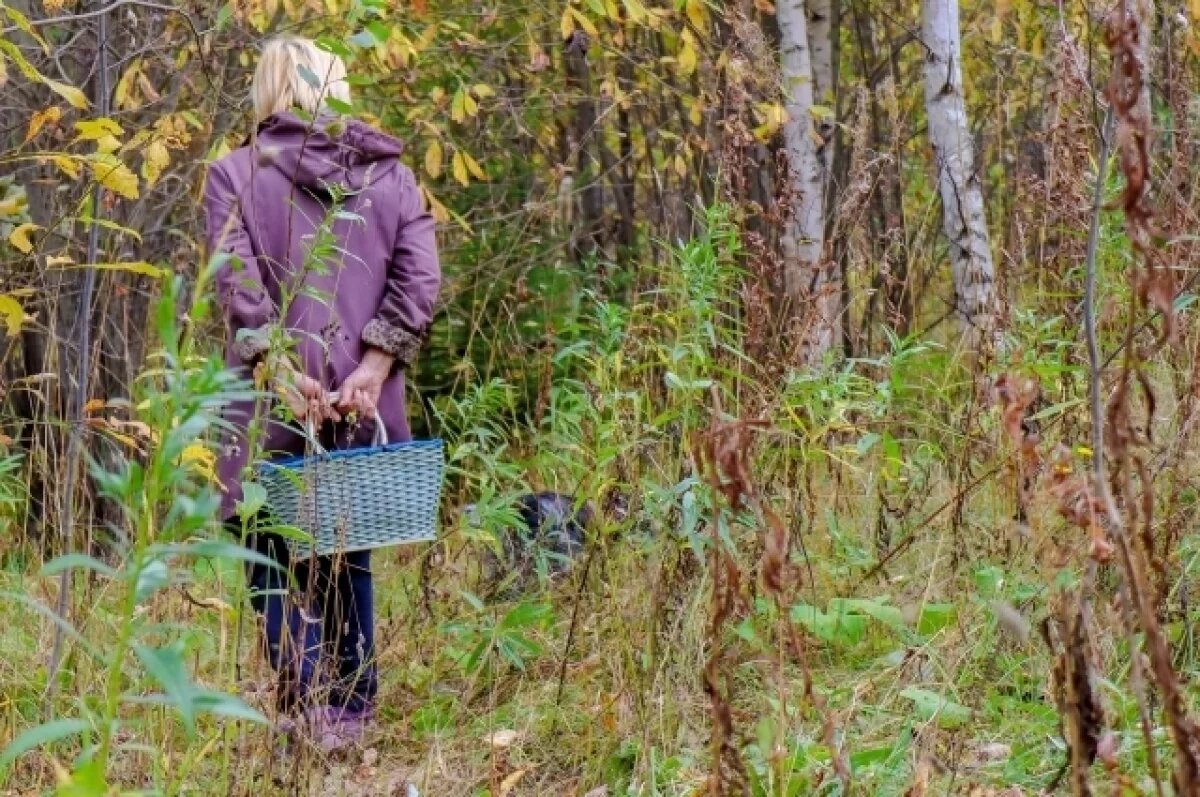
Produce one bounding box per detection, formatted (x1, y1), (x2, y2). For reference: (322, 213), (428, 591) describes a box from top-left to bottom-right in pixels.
(1, 204), (1196, 795)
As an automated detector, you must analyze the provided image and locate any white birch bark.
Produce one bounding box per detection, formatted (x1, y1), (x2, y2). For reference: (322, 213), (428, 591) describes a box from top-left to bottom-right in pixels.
(922, 0), (997, 343)
(780, 0), (838, 361)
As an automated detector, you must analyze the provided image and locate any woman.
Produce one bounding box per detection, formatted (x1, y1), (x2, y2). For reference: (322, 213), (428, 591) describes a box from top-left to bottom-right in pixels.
(205, 35), (440, 750)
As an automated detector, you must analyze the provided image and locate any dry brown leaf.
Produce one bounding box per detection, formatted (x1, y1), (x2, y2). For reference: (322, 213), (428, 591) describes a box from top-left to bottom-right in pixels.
(498, 768), (529, 796)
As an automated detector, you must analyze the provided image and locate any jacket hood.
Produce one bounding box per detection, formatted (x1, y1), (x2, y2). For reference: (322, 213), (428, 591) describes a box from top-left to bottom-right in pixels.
(250, 111), (405, 193)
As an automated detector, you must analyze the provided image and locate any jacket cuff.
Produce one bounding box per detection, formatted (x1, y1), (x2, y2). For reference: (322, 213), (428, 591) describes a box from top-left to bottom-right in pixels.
(232, 325), (273, 364)
(362, 318), (424, 368)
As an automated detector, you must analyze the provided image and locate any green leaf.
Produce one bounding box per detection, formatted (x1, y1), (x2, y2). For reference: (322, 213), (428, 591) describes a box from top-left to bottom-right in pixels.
(191, 691), (267, 725)
(855, 432), (880, 456)
(41, 553), (117, 579)
(850, 745), (896, 771)
(56, 758), (109, 796)
(236, 481), (267, 520)
(135, 643), (196, 733)
(500, 601), (551, 631)
(900, 687), (971, 729)
(663, 371), (713, 391)
(134, 557), (170, 604)
(791, 603), (866, 647)
(917, 603), (957, 637)
(152, 540), (281, 572)
(832, 598), (905, 631)
(216, 2), (234, 30)
(296, 63), (322, 90)
(324, 96), (354, 115)
(973, 565), (1005, 596)
(348, 30), (377, 49)
(0, 718), (90, 766)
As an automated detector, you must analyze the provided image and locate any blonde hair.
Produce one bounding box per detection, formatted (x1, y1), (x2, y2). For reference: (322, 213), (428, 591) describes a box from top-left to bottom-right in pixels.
(250, 35), (351, 122)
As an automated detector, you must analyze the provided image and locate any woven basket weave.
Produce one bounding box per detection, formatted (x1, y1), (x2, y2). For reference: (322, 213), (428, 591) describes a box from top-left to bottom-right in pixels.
(257, 421), (443, 558)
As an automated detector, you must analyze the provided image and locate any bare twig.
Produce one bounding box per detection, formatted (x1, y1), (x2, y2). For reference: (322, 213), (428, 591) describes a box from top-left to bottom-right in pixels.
(45, 0), (111, 706)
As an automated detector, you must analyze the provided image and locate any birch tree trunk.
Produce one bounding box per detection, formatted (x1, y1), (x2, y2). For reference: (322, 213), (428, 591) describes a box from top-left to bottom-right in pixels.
(780, 0), (838, 362)
(921, 0), (997, 343)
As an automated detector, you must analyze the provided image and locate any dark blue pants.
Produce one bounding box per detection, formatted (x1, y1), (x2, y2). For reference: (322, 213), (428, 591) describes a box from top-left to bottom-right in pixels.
(243, 531), (378, 713)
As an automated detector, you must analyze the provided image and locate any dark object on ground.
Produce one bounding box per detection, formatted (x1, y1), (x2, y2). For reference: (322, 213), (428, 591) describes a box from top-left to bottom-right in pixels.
(476, 492), (593, 597)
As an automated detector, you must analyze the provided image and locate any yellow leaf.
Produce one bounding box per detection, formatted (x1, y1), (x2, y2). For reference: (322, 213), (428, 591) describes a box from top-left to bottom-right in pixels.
(73, 216), (143, 243)
(94, 134), (121, 155)
(623, 0), (647, 23)
(0, 55), (7, 90)
(471, 83), (495, 99)
(0, 294), (25, 337)
(678, 32), (698, 76)
(45, 78), (89, 110)
(50, 155), (82, 180)
(688, 97), (703, 126)
(114, 61), (139, 109)
(421, 185), (450, 223)
(46, 255), (73, 267)
(8, 223), (39, 254)
(83, 398), (107, 414)
(673, 153), (687, 178)
(463, 151), (487, 181)
(416, 23), (438, 51)
(100, 428), (141, 450)
(462, 91), (479, 118)
(25, 107), (61, 143)
(424, 140), (444, 179)
(88, 153), (139, 199)
(75, 118), (124, 141)
(452, 151), (469, 186)
(571, 7), (599, 36)
(4, 5), (50, 53)
(686, 0), (709, 29)
(0, 195), (23, 216)
(994, 0), (1011, 43)
(81, 261), (167, 278)
(561, 6), (575, 39)
(141, 140), (171, 186)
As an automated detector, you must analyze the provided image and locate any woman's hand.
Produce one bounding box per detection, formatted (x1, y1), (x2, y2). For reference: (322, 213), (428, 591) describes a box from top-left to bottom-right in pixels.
(267, 358), (339, 424)
(336, 349), (395, 419)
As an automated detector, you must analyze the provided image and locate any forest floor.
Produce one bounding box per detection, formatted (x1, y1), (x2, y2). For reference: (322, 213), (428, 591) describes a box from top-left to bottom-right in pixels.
(3, 464), (1174, 797)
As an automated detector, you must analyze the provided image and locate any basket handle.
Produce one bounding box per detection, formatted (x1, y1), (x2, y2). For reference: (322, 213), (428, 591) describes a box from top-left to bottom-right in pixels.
(302, 390), (389, 453)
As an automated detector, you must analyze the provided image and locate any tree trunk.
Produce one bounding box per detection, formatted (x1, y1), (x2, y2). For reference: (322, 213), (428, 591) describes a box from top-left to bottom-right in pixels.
(807, 0), (835, 176)
(922, 0), (996, 344)
(779, 0), (838, 362)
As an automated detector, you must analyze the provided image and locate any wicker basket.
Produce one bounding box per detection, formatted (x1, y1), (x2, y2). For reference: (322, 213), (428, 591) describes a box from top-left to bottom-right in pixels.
(257, 412), (443, 559)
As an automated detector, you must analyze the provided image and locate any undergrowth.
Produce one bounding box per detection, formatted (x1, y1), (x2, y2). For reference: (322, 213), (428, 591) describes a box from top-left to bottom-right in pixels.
(0, 206), (1197, 796)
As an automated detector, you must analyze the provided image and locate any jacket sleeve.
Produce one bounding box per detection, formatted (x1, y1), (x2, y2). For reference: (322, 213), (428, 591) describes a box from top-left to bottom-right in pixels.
(204, 161), (276, 364)
(360, 166), (441, 369)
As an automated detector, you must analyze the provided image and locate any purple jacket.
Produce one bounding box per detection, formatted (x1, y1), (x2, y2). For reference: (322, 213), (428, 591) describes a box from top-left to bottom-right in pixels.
(204, 112), (441, 520)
